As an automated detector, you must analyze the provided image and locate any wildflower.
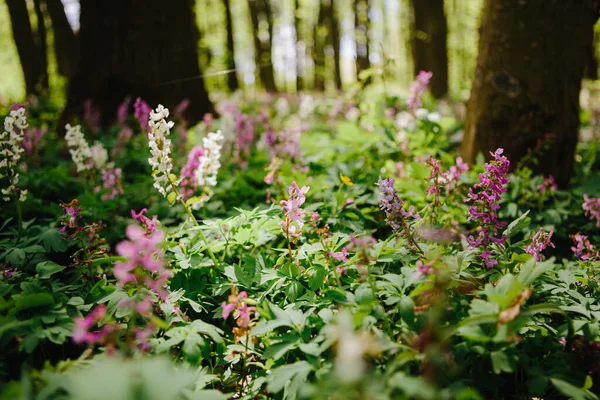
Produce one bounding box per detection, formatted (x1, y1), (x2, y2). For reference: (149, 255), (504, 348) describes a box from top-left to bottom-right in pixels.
(571, 233), (599, 261)
(131, 209), (157, 236)
(1, 107), (28, 202)
(134, 98), (152, 131)
(116, 97), (131, 125)
(376, 177), (420, 238)
(328, 247), (349, 263)
(21, 126), (47, 155)
(111, 127), (133, 158)
(232, 113), (255, 167)
(83, 100), (101, 133)
(194, 131), (224, 203)
(280, 181), (310, 238)
(538, 175), (558, 193)
(114, 225), (171, 299)
(264, 157), (282, 185)
(65, 124), (92, 172)
(72, 305), (118, 345)
(90, 141), (108, 169)
(407, 71), (432, 112)
(59, 199), (82, 233)
(147, 105), (178, 198)
(582, 195), (600, 227)
(221, 286), (257, 339)
(97, 168), (123, 200)
(425, 157), (445, 197)
(448, 157), (469, 186)
(180, 145), (205, 199)
(465, 148), (510, 268)
(525, 227), (555, 261)
(416, 259), (435, 277)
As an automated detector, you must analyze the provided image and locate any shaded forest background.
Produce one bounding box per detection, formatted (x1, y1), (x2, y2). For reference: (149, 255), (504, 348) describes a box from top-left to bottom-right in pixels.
(0, 0), (492, 101)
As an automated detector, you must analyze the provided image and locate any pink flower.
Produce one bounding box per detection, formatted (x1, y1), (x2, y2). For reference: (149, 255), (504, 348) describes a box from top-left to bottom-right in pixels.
(525, 227), (555, 261)
(281, 182), (310, 238)
(96, 168), (124, 200)
(116, 97), (131, 125)
(221, 289), (256, 329)
(582, 195), (600, 227)
(131, 208), (158, 236)
(407, 71), (432, 112)
(134, 98), (151, 131)
(538, 175), (558, 193)
(72, 305), (118, 344)
(180, 146), (205, 199)
(416, 259), (435, 277)
(571, 233), (599, 261)
(328, 247), (349, 263)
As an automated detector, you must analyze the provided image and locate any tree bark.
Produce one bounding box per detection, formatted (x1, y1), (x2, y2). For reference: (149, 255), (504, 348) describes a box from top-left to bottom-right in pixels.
(331, 0), (342, 90)
(295, 0), (303, 91)
(584, 32), (598, 80)
(223, 0), (239, 91)
(46, 0), (78, 78)
(354, 0), (370, 82)
(33, 0), (49, 95)
(249, 0), (276, 92)
(6, 0), (44, 96)
(410, 0), (448, 98)
(63, 0), (213, 128)
(462, 0), (599, 188)
(313, 0), (328, 91)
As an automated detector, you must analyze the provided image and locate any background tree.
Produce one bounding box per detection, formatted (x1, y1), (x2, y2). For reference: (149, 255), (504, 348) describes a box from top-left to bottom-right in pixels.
(63, 0), (213, 127)
(410, 0), (448, 98)
(462, 0), (599, 188)
(6, 0), (48, 96)
(354, 0), (370, 82)
(46, 0), (78, 79)
(331, 0), (342, 90)
(249, 0), (276, 92)
(223, 0), (239, 91)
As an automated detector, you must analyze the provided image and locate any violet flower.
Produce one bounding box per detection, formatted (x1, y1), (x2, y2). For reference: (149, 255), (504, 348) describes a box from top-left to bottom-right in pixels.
(376, 177), (420, 238)
(407, 71), (433, 112)
(134, 98), (152, 131)
(281, 181), (310, 238)
(131, 208), (158, 236)
(525, 227), (555, 261)
(538, 175), (558, 193)
(180, 145), (205, 199)
(582, 195), (600, 227)
(571, 233), (599, 261)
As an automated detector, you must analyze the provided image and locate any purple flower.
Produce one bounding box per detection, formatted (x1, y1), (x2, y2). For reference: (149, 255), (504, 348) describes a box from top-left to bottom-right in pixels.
(571, 233), (599, 261)
(180, 146), (205, 199)
(538, 175), (558, 193)
(134, 98), (151, 131)
(407, 71), (433, 112)
(96, 168), (123, 200)
(83, 100), (101, 133)
(221, 289), (256, 330)
(328, 247), (349, 263)
(116, 97), (131, 125)
(464, 148), (510, 268)
(281, 182), (310, 238)
(72, 305), (118, 344)
(416, 259), (435, 277)
(376, 177), (420, 236)
(131, 208), (158, 236)
(582, 195), (600, 227)
(525, 227), (555, 261)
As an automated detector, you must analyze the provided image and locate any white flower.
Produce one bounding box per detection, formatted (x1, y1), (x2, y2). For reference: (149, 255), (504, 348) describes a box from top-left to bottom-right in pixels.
(148, 104), (178, 198)
(298, 94), (314, 119)
(65, 124), (92, 172)
(90, 141), (108, 169)
(192, 130), (224, 208)
(414, 108), (429, 120)
(1, 108), (28, 202)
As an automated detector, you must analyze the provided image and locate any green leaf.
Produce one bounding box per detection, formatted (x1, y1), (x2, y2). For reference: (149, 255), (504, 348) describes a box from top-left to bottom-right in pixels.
(263, 339), (299, 360)
(399, 297), (416, 326)
(550, 377), (599, 400)
(517, 257), (553, 286)
(36, 261), (66, 279)
(503, 211), (530, 239)
(14, 293), (55, 313)
(182, 332), (205, 362)
(191, 320), (223, 343)
(490, 351), (515, 374)
(40, 229), (69, 252)
(267, 361), (312, 394)
(4, 248), (26, 267)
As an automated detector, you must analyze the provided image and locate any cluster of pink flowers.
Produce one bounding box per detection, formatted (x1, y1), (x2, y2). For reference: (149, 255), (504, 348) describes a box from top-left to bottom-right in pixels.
(114, 225), (171, 300)
(407, 71), (432, 112)
(180, 146), (205, 199)
(83, 100), (101, 133)
(265, 128), (302, 162)
(416, 259), (435, 277)
(96, 168), (124, 200)
(465, 149), (510, 268)
(222, 288), (257, 340)
(571, 233), (599, 261)
(376, 177), (420, 236)
(73, 305), (118, 345)
(425, 156), (469, 198)
(59, 199), (82, 235)
(134, 98), (152, 131)
(281, 181), (310, 239)
(21, 126), (47, 155)
(538, 175), (558, 193)
(232, 113), (256, 168)
(525, 227), (555, 261)
(582, 195), (600, 227)
(116, 97), (131, 125)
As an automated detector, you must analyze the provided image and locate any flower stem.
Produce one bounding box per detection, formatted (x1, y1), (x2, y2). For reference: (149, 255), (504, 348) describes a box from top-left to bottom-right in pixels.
(14, 192), (22, 244)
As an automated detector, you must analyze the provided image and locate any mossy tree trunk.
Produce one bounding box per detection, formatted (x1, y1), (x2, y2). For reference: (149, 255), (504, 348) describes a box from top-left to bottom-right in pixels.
(63, 0), (213, 128)
(249, 0), (277, 91)
(462, 0), (599, 188)
(410, 0), (448, 98)
(46, 0), (78, 79)
(354, 0), (370, 83)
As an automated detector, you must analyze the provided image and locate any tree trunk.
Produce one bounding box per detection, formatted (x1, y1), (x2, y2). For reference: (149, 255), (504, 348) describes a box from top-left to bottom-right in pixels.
(249, 0), (276, 91)
(295, 0), (303, 91)
(584, 32), (598, 80)
(331, 0), (342, 90)
(462, 0), (599, 188)
(46, 0), (78, 78)
(410, 0), (448, 98)
(6, 0), (44, 96)
(63, 0), (213, 128)
(313, 0), (328, 91)
(354, 0), (370, 82)
(223, 0), (239, 91)
(33, 0), (49, 95)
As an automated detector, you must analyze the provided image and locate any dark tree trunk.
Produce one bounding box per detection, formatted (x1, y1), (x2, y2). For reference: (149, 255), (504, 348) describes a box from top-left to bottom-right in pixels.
(584, 32), (598, 80)
(33, 0), (49, 95)
(249, 0), (276, 91)
(462, 0), (599, 188)
(46, 0), (78, 78)
(63, 0), (213, 128)
(295, 0), (303, 91)
(331, 0), (342, 90)
(223, 0), (239, 91)
(313, 0), (328, 91)
(6, 0), (44, 96)
(354, 0), (370, 83)
(410, 0), (448, 98)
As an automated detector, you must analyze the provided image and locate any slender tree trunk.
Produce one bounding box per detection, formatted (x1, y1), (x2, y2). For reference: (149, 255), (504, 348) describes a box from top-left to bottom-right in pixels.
(354, 0), (370, 82)
(223, 0), (239, 91)
(63, 0), (213, 128)
(462, 0), (599, 188)
(249, 0), (276, 91)
(584, 32), (598, 80)
(313, 0), (328, 91)
(295, 0), (303, 91)
(331, 0), (342, 90)
(46, 0), (78, 78)
(6, 0), (43, 96)
(410, 0), (448, 98)
(33, 0), (49, 95)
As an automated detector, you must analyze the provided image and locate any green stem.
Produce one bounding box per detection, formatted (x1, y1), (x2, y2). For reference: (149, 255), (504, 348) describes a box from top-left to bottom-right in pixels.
(14, 192), (22, 244)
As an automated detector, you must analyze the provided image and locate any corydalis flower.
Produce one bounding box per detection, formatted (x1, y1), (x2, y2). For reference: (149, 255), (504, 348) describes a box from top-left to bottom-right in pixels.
(180, 146), (204, 199)
(90, 141), (108, 169)
(193, 131), (224, 207)
(97, 168), (124, 200)
(114, 225), (172, 299)
(416, 259), (435, 277)
(376, 177), (420, 236)
(407, 71), (432, 112)
(72, 305), (118, 344)
(525, 227), (555, 261)
(539, 175), (558, 193)
(134, 98), (152, 131)
(571, 233), (599, 261)
(222, 287), (257, 340)
(280, 181), (310, 238)
(131, 208), (158, 236)
(582, 195), (600, 227)
(148, 105), (178, 198)
(1, 107), (28, 202)
(65, 124), (93, 172)
(465, 148), (510, 268)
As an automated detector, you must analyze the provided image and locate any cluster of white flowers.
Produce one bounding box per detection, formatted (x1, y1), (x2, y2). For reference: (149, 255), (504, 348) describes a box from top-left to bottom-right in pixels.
(1, 108), (28, 202)
(65, 124), (93, 172)
(148, 105), (178, 198)
(192, 130), (224, 208)
(90, 141), (108, 169)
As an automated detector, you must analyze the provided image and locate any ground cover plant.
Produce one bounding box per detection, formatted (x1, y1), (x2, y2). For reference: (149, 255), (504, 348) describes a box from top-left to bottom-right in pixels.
(1, 77), (600, 400)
